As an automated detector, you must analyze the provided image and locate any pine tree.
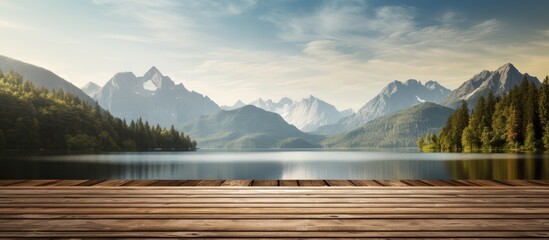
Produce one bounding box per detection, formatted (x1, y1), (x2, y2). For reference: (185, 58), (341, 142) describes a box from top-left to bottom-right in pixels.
(451, 100), (469, 150)
(539, 76), (549, 127)
(481, 126), (491, 150)
(524, 123), (537, 151)
(506, 107), (520, 149)
(461, 126), (475, 152)
(543, 123), (549, 150)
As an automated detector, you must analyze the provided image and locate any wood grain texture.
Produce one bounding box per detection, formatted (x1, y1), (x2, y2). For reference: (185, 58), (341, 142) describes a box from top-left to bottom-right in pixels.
(0, 179), (548, 238)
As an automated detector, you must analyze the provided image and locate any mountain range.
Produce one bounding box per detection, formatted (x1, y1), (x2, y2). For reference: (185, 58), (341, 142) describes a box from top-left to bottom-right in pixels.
(315, 79), (451, 135)
(180, 105), (324, 148)
(441, 63), (540, 108)
(2, 54), (545, 149)
(94, 67), (220, 127)
(223, 96), (353, 132)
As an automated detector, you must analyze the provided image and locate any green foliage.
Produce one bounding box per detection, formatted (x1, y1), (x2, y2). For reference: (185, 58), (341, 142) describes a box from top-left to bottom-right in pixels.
(420, 75), (549, 152)
(438, 100), (469, 150)
(481, 127), (491, 150)
(543, 124), (549, 150)
(0, 72), (196, 151)
(66, 134), (98, 150)
(324, 103), (454, 148)
(524, 123), (537, 151)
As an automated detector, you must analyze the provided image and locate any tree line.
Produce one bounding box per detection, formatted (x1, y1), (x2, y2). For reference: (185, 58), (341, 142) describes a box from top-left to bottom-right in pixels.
(418, 75), (549, 152)
(0, 71), (196, 151)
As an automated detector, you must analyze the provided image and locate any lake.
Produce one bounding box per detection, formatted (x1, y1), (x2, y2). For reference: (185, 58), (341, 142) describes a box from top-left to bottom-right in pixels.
(1, 150), (548, 180)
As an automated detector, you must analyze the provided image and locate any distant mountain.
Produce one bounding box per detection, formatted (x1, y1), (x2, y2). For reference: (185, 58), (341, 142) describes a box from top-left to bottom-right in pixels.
(316, 79), (450, 135)
(0, 55), (95, 105)
(442, 63), (540, 108)
(220, 100), (246, 110)
(248, 96), (353, 132)
(180, 105), (324, 148)
(322, 103), (454, 148)
(95, 67), (220, 127)
(81, 82), (101, 98)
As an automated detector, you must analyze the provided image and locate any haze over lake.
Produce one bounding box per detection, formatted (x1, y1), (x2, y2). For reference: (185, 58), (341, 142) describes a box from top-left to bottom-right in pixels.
(1, 150), (548, 180)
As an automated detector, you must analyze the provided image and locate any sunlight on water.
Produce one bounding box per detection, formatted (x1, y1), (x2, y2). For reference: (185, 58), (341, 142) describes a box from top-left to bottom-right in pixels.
(1, 150), (548, 180)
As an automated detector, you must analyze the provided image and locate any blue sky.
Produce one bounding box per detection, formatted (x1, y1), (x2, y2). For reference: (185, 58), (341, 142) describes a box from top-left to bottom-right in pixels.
(1, 0), (548, 110)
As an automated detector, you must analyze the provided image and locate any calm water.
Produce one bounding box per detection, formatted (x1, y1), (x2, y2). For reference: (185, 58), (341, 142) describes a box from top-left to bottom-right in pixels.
(1, 150), (548, 180)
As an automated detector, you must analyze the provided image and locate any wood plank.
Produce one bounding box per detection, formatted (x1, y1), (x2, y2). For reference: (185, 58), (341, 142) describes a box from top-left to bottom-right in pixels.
(2, 188), (549, 195)
(75, 180), (105, 186)
(2, 213), (547, 220)
(91, 180), (130, 186)
(468, 180), (510, 186)
(349, 180), (383, 186)
(279, 180), (299, 186)
(148, 180), (186, 186)
(298, 180), (328, 186)
(324, 180), (355, 186)
(376, 180), (410, 186)
(501, 180), (540, 186)
(252, 180), (278, 186)
(6, 180), (60, 186)
(2, 196), (548, 204)
(0, 180), (27, 186)
(196, 180), (225, 186)
(452, 180), (481, 186)
(179, 180), (201, 186)
(1, 219), (548, 231)
(121, 180), (159, 186)
(49, 180), (91, 186)
(1, 207), (547, 214)
(420, 180), (455, 186)
(0, 231), (547, 238)
(528, 180), (549, 186)
(221, 180), (252, 186)
(401, 180), (431, 186)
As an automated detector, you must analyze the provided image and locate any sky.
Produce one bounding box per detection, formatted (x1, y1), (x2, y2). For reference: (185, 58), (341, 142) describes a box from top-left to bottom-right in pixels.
(1, 0), (549, 111)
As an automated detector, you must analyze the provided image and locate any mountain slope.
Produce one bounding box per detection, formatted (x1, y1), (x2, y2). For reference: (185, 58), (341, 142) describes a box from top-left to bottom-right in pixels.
(249, 96), (353, 132)
(316, 79), (450, 135)
(180, 105), (324, 148)
(0, 55), (95, 105)
(442, 63), (540, 108)
(95, 67), (220, 127)
(0, 71), (195, 151)
(322, 103), (454, 148)
(81, 82), (101, 98)
(221, 100), (246, 110)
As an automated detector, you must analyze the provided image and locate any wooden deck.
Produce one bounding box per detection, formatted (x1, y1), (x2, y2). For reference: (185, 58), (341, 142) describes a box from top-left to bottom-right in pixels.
(1, 179), (548, 238)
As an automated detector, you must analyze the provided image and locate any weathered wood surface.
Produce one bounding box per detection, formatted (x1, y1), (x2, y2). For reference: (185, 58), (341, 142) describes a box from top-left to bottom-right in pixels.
(0, 179), (548, 238)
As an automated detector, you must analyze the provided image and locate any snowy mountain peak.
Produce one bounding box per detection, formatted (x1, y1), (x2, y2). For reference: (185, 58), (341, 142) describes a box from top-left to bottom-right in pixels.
(249, 96), (352, 132)
(323, 79), (450, 134)
(95, 67), (220, 127)
(441, 63), (540, 108)
(144, 66), (162, 78)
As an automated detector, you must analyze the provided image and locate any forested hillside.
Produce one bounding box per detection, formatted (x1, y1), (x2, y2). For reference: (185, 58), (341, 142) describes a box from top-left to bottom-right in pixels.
(323, 103), (454, 148)
(0, 71), (196, 151)
(419, 76), (549, 152)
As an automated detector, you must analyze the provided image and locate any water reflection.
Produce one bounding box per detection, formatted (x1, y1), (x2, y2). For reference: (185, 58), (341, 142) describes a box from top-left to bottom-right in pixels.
(0, 151), (548, 180)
